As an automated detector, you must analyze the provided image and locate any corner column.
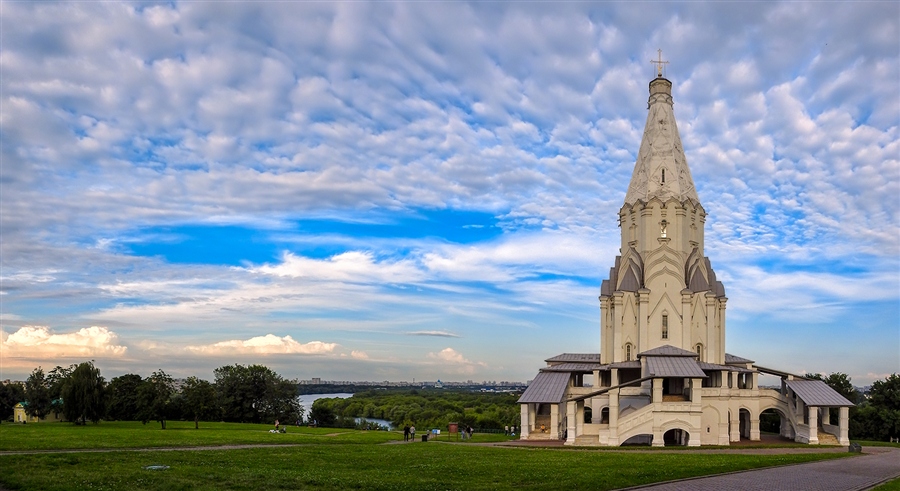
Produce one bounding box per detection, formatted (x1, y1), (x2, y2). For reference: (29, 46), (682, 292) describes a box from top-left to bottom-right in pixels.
(566, 401), (576, 445)
(807, 406), (818, 444)
(520, 405), (530, 438)
(838, 407), (849, 446)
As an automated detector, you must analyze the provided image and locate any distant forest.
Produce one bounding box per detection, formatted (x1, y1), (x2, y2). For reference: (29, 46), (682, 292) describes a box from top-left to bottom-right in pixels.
(309, 388), (521, 431)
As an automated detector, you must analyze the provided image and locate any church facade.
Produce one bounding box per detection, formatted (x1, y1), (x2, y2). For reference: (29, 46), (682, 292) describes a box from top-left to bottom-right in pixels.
(518, 73), (853, 447)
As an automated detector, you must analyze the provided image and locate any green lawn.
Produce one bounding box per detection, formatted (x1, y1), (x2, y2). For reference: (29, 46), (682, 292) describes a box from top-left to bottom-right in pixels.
(0, 421), (396, 451)
(0, 422), (857, 491)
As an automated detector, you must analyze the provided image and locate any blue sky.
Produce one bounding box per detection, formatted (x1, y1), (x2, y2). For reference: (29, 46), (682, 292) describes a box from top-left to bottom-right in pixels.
(1, 1), (898, 385)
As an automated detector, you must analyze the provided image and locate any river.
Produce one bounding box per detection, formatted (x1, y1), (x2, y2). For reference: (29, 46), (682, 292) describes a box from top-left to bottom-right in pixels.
(298, 393), (394, 430)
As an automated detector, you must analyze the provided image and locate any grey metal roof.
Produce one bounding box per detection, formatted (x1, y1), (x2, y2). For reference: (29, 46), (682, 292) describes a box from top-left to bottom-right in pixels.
(785, 380), (854, 407)
(639, 345), (697, 357)
(609, 360), (642, 369)
(646, 356), (707, 378)
(545, 353), (601, 363)
(698, 361), (753, 373)
(518, 371), (570, 404)
(541, 362), (608, 372)
(725, 353), (755, 364)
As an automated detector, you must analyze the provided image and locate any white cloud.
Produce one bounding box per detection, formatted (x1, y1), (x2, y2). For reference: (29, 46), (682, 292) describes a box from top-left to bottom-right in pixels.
(426, 347), (487, 375)
(1, 325), (127, 360)
(185, 334), (337, 355)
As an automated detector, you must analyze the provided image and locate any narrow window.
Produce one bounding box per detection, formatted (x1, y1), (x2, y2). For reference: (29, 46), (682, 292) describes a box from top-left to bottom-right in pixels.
(625, 343), (633, 361)
(695, 344), (702, 361)
(662, 314), (668, 339)
(661, 168), (665, 183)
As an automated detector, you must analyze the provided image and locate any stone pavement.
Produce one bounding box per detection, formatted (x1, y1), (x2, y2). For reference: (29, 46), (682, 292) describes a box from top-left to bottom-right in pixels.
(622, 446), (900, 491)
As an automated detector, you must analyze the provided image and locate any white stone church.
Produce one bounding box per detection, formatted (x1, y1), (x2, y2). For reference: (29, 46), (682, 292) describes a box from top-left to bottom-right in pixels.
(518, 71), (853, 447)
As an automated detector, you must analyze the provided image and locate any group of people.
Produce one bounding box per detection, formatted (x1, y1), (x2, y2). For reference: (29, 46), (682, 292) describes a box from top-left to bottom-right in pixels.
(504, 424), (517, 436)
(459, 425), (475, 440)
(403, 425), (417, 441)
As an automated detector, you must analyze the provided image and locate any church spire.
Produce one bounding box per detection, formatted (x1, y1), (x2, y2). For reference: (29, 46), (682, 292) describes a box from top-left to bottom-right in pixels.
(623, 65), (700, 207)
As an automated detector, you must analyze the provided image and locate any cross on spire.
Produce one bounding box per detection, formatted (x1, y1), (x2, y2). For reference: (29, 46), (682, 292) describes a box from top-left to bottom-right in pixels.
(650, 49), (669, 77)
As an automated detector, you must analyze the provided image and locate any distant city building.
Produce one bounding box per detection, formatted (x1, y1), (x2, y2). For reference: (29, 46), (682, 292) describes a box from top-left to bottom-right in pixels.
(518, 69), (853, 447)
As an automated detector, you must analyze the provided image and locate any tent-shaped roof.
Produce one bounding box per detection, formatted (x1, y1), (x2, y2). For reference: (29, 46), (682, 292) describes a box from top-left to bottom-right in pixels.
(639, 345), (697, 357)
(785, 380), (854, 407)
(646, 356), (707, 378)
(518, 371), (570, 404)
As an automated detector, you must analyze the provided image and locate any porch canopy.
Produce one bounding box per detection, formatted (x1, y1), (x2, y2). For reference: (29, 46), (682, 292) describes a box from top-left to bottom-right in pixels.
(784, 379), (855, 407)
(518, 371), (570, 404)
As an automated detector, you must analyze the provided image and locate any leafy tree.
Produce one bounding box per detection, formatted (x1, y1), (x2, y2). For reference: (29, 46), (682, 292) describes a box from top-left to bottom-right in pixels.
(60, 361), (106, 424)
(24, 367), (52, 420)
(309, 400), (336, 426)
(181, 376), (219, 429)
(138, 370), (174, 429)
(106, 374), (144, 421)
(47, 365), (76, 400)
(214, 364), (302, 424)
(0, 382), (25, 421)
(868, 374), (900, 440)
(869, 374), (900, 410)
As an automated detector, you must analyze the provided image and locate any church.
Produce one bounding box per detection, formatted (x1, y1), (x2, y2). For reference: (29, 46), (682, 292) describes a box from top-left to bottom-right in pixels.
(517, 63), (854, 447)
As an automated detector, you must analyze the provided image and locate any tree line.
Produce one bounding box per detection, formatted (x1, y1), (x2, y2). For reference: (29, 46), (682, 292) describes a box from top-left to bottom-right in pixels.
(309, 388), (521, 431)
(0, 362), (302, 428)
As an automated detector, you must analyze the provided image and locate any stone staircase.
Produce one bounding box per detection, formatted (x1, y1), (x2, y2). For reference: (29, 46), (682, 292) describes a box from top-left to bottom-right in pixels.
(817, 429), (839, 445)
(574, 435), (598, 445)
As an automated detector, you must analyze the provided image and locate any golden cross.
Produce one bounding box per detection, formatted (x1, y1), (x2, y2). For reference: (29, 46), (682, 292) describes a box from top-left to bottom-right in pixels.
(650, 49), (669, 77)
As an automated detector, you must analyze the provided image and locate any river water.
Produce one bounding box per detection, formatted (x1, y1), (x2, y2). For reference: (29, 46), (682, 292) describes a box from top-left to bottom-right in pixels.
(298, 393), (394, 430)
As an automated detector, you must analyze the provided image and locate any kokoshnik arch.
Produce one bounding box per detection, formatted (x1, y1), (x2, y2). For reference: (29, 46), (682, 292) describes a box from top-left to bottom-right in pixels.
(518, 61), (854, 447)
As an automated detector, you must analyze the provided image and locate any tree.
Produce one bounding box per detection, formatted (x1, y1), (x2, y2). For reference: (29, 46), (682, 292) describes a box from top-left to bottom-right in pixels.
(0, 382), (25, 422)
(138, 370), (174, 429)
(60, 361), (106, 424)
(181, 376), (219, 429)
(24, 367), (52, 420)
(309, 400), (336, 427)
(214, 364), (302, 424)
(868, 374), (900, 440)
(47, 365), (76, 400)
(106, 374), (143, 421)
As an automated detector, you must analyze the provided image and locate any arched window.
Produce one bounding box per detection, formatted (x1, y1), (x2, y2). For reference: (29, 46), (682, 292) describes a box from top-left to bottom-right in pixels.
(662, 314), (669, 339)
(625, 343), (633, 361)
(695, 343), (703, 361)
(584, 406), (592, 424)
(600, 407), (610, 424)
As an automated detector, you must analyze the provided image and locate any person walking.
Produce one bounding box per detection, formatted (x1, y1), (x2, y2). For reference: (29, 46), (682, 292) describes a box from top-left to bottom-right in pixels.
(410, 425), (416, 441)
(403, 425), (410, 442)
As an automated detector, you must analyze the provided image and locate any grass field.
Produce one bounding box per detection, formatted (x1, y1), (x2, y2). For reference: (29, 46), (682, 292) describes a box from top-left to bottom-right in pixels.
(0, 421), (858, 491)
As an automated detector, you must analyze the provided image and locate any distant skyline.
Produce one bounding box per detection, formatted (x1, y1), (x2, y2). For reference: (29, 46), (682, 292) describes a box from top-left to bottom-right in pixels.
(1, 2), (898, 385)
